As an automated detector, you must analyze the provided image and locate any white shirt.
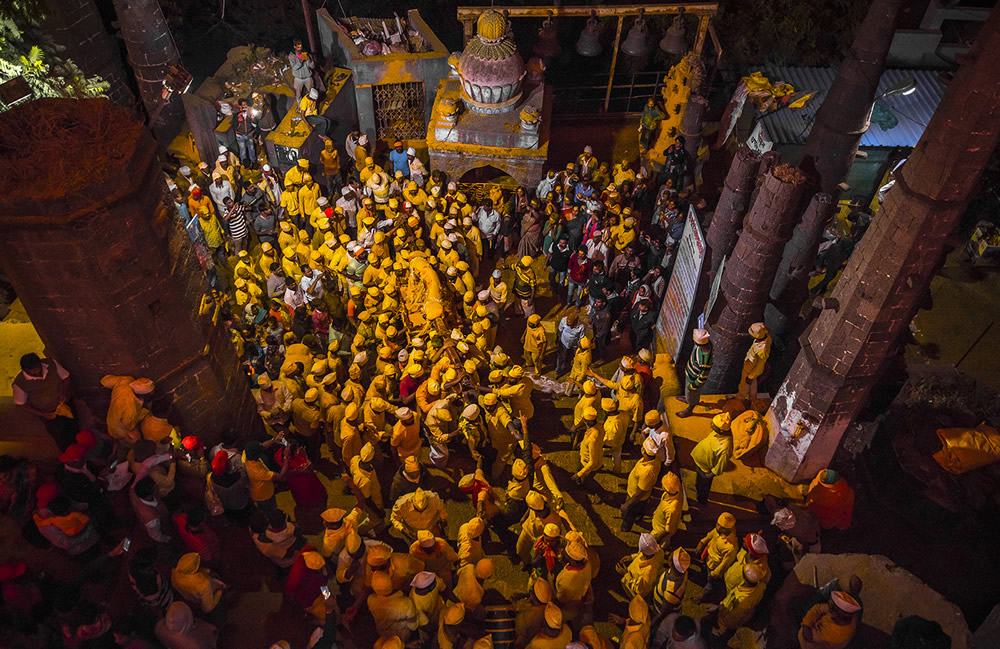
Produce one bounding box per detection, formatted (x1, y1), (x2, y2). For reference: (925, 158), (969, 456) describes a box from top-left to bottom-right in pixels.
(536, 175), (557, 199)
(209, 180), (234, 210)
(586, 238), (609, 263)
(300, 273), (325, 303)
(643, 424), (675, 465)
(11, 359), (70, 406)
(284, 285), (306, 309)
(476, 208), (501, 238)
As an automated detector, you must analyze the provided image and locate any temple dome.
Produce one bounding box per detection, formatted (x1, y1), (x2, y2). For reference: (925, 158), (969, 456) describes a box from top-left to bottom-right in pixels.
(457, 10), (526, 115)
(476, 10), (507, 42)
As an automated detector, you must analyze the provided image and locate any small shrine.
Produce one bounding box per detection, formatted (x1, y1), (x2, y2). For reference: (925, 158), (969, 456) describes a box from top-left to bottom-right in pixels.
(426, 9), (551, 188)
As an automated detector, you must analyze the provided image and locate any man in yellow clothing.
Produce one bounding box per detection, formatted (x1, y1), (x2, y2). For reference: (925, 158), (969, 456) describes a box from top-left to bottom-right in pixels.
(494, 365), (534, 419)
(618, 596), (650, 649)
(367, 571), (419, 641)
(284, 158), (310, 193)
(525, 603), (571, 649)
(390, 487), (447, 541)
(348, 442), (383, 523)
(516, 491), (561, 565)
(619, 533), (663, 600)
(601, 397), (629, 473)
(695, 511), (738, 600)
(739, 322), (772, 407)
(515, 579), (553, 648)
(319, 506), (364, 558)
(390, 407), (421, 463)
(798, 590), (861, 649)
(453, 558), (493, 619)
(690, 413), (734, 504)
(456, 516), (486, 567)
(409, 530), (459, 588)
(620, 437), (663, 532)
(359, 156), (384, 185)
(521, 314), (547, 375)
(651, 472), (683, 547)
(571, 406), (604, 489)
(554, 534), (594, 626)
(171, 552), (225, 613)
(573, 380), (600, 426)
(290, 387), (323, 460)
(713, 564), (765, 639)
(724, 532), (770, 593)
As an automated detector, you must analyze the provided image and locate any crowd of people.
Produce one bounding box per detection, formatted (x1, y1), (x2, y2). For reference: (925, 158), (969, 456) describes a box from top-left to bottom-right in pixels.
(3, 96), (864, 649)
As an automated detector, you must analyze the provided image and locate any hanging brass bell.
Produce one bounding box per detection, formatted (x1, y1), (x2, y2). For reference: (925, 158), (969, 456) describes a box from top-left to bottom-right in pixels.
(620, 13), (649, 59)
(660, 11), (688, 55)
(575, 14), (602, 57)
(532, 17), (562, 61)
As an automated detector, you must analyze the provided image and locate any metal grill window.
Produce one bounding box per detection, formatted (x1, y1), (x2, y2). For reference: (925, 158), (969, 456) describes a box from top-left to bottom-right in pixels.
(373, 81), (426, 140)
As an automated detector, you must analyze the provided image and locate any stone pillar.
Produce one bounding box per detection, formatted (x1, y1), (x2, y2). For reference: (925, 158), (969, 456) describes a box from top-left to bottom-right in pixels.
(799, 0), (904, 196)
(705, 164), (806, 394)
(0, 98), (261, 445)
(765, 192), (835, 337)
(43, 0), (135, 107)
(705, 147), (760, 278)
(766, 7), (1000, 482)
(112, 0), (185, 139)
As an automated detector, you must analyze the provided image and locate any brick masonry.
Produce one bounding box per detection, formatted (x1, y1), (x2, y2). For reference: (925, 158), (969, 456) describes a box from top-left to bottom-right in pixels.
(766, 8), (1000, 482)
(705, 147), (761, 278)
(765, 192), (834, 337)
(0, 99), (261, 446)
(705, 164), (806, 394)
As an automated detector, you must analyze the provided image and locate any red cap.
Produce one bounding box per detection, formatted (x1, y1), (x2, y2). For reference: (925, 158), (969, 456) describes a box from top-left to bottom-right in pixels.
(191, 187), (201, 197)
(324, 207), (334, 217)
(36, 483), (58, 508)
(75, 429), (97, 449)
(211, 450), (229, 476)
(182, 436), (201, 451)
(58, 444), (86, 464)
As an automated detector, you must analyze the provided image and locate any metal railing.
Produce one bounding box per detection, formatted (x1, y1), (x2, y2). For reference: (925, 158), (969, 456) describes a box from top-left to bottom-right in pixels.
(551, 69), (669, 115)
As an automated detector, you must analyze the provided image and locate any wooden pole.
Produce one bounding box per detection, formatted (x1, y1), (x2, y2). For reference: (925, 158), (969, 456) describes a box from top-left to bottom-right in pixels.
(302, 0), (319, 58)
(605, 16), (624, 113)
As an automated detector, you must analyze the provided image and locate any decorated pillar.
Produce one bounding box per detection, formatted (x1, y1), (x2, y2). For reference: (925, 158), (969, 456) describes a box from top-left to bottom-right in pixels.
(705, 164), (806, 394)
(766, 7), (1000, 481)
(0, 99), (261, 445)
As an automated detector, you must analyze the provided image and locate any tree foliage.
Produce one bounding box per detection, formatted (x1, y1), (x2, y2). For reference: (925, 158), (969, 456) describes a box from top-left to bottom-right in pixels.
(716, 0), (869, 68)
(0, 1), (108, 105)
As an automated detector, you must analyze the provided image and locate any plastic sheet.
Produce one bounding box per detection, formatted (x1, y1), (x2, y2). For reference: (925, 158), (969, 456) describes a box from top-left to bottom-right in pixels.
(932, 422), (1000, 474)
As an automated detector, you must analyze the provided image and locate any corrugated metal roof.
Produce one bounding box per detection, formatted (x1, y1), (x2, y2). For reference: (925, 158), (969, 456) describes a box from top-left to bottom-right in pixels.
(757, 66), (947, 147)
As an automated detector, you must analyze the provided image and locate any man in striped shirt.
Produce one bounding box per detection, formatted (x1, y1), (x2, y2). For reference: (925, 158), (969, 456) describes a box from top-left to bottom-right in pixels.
(222, 197), (249, 255)
(676, 329), (712, 418)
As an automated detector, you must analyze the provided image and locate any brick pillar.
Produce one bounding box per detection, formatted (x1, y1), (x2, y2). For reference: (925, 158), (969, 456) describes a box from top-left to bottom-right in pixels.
(705, 164), (806, 393)
(766, 8), (1000, 482)
(0, 98), (261, 446)
(112, 0), (185, 138)
(44, 0), (135, 107)
(765, 192), (835, 337)
(705, 147), (760, 278)
(799, 0), (904, 195)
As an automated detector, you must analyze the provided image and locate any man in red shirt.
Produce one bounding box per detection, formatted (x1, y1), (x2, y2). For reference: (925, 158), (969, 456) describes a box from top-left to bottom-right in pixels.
(567, 248), (592, 307)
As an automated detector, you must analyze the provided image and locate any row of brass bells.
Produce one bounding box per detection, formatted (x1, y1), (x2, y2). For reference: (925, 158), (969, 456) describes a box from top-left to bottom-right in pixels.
(532, 17), (562, 61)
(575, 14), (602, 57)
(620, 11), (649, 59)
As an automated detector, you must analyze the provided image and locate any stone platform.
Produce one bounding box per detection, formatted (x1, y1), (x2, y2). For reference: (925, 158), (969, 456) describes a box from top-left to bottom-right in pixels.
(665, 393), (805, 504)
(426, 78), (550, 188)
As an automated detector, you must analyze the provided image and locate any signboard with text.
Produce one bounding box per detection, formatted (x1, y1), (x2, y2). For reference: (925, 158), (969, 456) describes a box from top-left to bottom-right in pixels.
(656, 205), (706, 361)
